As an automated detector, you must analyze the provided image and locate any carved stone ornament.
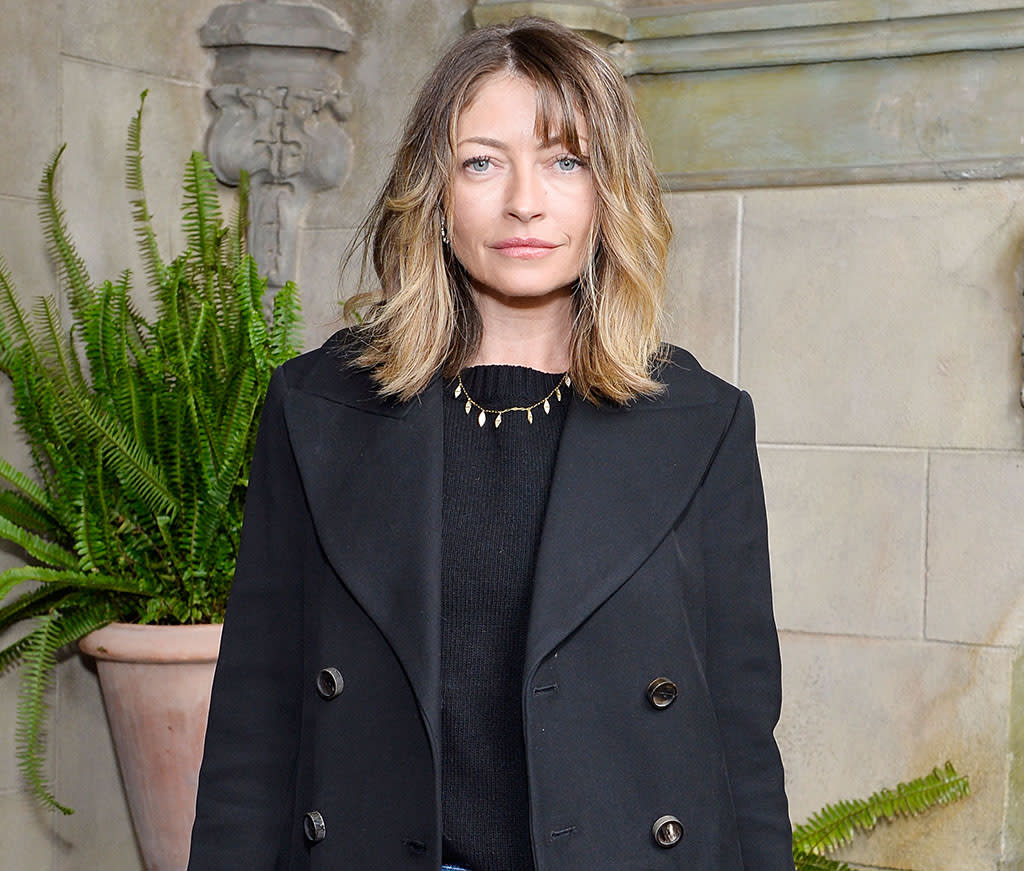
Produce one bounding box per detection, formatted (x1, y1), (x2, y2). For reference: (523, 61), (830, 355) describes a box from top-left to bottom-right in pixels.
(200, 0), (354, 295)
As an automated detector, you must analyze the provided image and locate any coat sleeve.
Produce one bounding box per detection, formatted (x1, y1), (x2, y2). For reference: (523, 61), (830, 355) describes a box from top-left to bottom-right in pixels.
(701, 390), (793, 870)
(188, 366), (305, 869)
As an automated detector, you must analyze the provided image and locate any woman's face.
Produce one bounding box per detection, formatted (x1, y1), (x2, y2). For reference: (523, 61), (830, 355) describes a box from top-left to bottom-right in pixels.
(449, 74), (596, 307)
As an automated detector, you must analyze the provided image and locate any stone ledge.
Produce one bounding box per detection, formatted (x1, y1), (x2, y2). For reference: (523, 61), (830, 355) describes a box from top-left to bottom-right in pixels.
(615, 6), (1024, 74)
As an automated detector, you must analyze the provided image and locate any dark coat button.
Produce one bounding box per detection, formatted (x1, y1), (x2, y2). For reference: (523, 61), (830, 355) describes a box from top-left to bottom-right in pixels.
(646, 677), (678, 708)
(316, 667), (344, 699)
(303, 810), (326, 843)
(652, 815), (684, 847)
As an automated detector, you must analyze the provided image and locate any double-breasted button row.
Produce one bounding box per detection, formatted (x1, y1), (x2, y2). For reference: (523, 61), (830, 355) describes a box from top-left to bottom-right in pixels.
(303, 810), (326, 843)
(652, 814), (684, 847)
(316, 667), (344, 699)
(306, 670), (342, 845)
(646, 676), (678, 709)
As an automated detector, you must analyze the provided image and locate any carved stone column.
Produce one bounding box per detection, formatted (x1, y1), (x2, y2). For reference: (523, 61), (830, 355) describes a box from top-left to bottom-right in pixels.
(200, 0), (353, 298)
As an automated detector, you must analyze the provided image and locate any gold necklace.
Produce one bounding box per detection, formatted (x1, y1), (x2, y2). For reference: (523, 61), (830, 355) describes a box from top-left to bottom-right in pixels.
(454, 372), (571, 428)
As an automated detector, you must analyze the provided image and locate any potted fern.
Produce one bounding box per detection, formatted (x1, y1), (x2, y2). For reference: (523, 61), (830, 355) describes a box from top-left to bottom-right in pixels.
(0, 93), (300, 868)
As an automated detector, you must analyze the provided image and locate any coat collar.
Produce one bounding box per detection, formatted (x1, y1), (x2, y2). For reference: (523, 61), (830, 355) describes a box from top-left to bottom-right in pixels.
(281, 336), (735, 740)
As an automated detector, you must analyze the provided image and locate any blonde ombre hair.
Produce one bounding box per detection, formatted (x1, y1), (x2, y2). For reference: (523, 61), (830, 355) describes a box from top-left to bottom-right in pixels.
(343, 17), (672, 404)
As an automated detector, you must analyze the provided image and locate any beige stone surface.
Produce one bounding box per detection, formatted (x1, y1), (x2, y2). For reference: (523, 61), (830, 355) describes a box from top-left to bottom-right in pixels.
(739, 180), (1024, 449)
(762, 447), (926, 638)
(663, 191), (738, 381)
(0, 196), (55, 304)
(778, 632), (1011, 871)
(926, 451), (1024, 647)
(62, 0), (219, 84)
(60, 60), (210, 305)
(633, 44), (1024, 189)
(0, 1), (60, 200)
(53, 653), (142, 871)
(0, 791), (55, 871)
(296, 227), (358, 351)
(305, 0), (475, 230)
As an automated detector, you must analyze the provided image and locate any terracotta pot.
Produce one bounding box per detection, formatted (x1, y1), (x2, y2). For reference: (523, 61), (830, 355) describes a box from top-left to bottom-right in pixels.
(79, 622), (222, 871)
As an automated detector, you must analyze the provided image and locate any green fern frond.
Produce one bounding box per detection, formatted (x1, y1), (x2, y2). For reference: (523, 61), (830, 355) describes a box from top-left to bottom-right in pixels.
(793, 762), (970, 856)
(0, 566), (145, 607)
(270, 280), (303, 363)
(0, 585), (72, 631)
(227, 170), (250, 273)
(0, 490), (58, 537)
(16, 601), (116, 813)
(126, 92), (167, 290)
(37, 146), (94, 319)
(0, 257), (45, 376)
(16, 611), (70, 813)
(181, 152), (223, 269)
(0, 632), (35, 674)
(793, 849), (851, 871)
(0, 515), (78, 569)
(66, 392), (178, 516)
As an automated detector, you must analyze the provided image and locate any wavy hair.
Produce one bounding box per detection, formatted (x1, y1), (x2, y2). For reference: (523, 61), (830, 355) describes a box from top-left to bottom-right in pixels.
(343, 17), (672, 404)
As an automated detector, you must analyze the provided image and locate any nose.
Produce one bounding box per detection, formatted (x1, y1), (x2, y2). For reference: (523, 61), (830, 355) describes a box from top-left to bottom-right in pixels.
(505, 165), (544, 222)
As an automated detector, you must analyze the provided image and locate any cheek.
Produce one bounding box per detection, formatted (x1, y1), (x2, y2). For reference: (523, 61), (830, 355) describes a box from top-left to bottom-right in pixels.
(450, 188), (485, 253)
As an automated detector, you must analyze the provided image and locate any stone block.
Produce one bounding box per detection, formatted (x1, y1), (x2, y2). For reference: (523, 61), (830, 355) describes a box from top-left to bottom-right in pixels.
(926, 451), (1024, 647)
(60, 60), (210, 308)
(0, 1), (60, 200)
(761, 447), (926, 638)
(296, 227), (359, 351)
(778, 633), (1010, 871)
(0, 791), (55, 871)
(663, 191), (738, 382)
(304, 0), (472, 231)
(739, 180), (1024, 449)
(62, 0), (219, 84)
(53, 651), (142, 871)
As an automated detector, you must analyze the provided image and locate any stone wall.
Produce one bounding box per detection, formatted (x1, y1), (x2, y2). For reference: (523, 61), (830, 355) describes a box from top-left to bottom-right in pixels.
(1, 1), (1023, 869)
(666, 180), (1024, 870)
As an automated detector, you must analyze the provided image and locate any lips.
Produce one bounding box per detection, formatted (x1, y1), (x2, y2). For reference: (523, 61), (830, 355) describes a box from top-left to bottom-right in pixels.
(492, 237), (559, 259)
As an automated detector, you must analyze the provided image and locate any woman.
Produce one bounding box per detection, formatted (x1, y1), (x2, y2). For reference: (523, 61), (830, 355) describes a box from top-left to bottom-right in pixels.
(188, 16), (792, 871)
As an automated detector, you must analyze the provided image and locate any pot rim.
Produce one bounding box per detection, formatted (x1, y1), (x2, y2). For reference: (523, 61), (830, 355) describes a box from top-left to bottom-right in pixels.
(78, 622), (223, 663)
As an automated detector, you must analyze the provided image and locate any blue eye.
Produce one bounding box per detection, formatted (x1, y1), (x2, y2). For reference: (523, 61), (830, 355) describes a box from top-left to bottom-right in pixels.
(464, 156), (491, 172)
(556, 155), (586, 171)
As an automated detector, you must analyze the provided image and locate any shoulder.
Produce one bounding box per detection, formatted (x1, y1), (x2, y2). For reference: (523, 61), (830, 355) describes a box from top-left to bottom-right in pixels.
(274, 327), (386, 409)
(651, 343), (744, 412)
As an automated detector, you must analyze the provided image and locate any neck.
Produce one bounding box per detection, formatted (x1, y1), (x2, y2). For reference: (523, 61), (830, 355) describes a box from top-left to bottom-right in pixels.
(470, 288), (572, 372)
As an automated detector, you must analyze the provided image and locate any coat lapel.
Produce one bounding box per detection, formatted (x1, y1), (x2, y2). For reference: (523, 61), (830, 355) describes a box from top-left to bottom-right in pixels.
(525, 358), (734, 676)
(281, 349), (443, 746)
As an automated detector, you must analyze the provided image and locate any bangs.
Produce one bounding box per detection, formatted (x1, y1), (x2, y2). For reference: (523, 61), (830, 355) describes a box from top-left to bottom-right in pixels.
(453, 66), (588, 160)
(531, 74), (586, 156)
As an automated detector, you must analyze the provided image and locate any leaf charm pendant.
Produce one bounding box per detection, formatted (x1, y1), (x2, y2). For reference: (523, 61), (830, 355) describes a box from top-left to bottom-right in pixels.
(478, 410), (486, 427)
(565, 374), (571, 387)
(494, 413), (502, 428)
(527, 409), (533, 424)
(543, 399), (551, 414)
(454, 383), (462, 398)
(555, 387), (561, 402)
(465, 400), (472, 415)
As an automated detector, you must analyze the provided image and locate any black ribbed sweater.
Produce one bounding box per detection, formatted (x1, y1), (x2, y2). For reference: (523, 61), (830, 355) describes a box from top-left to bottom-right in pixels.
(440, 365), (569, 871)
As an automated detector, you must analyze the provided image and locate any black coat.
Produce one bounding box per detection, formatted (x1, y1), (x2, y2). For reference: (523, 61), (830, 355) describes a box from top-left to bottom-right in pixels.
(188, 333), (793, 871)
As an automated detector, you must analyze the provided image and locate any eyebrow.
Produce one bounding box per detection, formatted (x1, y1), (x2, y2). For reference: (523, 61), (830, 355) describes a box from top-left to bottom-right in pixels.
(457, 135), (589, 151)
